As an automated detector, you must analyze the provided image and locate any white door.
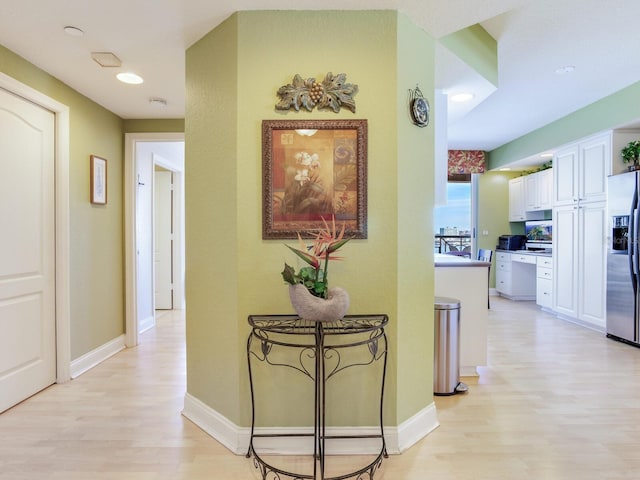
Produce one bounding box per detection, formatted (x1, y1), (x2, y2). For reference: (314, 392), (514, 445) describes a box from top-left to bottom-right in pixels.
(578, 201), (607, 328)
(554, 145), (578, 206)
(0, 87), (56, 412)
(553, 204), (579, 318)
(154, 170), (173, 309)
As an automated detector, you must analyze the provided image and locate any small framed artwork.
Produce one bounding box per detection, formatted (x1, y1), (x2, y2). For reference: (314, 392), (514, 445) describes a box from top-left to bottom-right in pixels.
(90, 155), (107, 205)
(262, 119), (368, 239)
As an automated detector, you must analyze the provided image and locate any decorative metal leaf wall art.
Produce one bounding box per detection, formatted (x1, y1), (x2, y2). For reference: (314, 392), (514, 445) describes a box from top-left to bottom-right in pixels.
(275, 72), (359, 113)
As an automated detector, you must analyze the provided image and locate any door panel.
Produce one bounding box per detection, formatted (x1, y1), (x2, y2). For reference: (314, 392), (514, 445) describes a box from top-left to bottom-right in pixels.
(579, 203), (607, 327)
(553, 205), (578, 316)
(154, 170), (173, 310)
(0, 88), (56, 412)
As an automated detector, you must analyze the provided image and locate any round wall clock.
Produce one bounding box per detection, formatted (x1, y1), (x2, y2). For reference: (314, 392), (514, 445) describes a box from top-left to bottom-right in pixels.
(409, 86), (430, 127)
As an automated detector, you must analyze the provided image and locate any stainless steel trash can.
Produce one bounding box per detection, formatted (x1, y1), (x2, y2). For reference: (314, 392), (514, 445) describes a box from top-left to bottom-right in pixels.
(433, 297), (468, 395)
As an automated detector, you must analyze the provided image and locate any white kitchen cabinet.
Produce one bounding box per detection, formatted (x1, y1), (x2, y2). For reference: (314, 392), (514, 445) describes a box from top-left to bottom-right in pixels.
(553, 202), (607, 328)
(538, 168), (553, 210)
(496, 251), (536, 300)
(509, 177), (526, 221)
(536, 256), (553, 309)
(552, 131), (609, 329)
(524, 173), (538, 211)
(525, 169), (553, 212)
(554, 132), (610, 206)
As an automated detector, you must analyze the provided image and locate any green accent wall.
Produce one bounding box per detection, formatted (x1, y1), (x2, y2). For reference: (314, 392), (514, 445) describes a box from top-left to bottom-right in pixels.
(124, 119), (185, 133)
(185, 13), (242, 422)
(0, 44), (125, 359)
(477, 171), (521, 287)
(395, 12), (436, 424)
(185, 10), (436, 428)
(489, 81), (640, 168)
(439, 24), (498, 87)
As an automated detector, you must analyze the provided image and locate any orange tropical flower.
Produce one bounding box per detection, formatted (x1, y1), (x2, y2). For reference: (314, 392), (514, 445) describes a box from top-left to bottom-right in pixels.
(281, 216), (349, 298)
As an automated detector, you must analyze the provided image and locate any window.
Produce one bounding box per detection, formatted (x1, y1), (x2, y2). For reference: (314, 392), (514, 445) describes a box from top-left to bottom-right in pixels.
(434, 176), (478, 255)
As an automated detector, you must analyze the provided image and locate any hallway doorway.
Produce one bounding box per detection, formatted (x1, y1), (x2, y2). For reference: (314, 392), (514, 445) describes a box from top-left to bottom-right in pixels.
(124, 133), (185, 347)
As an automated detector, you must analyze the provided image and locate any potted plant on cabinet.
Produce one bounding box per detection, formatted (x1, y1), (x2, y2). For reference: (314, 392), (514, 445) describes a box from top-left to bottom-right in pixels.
(621, 140), (640, 171)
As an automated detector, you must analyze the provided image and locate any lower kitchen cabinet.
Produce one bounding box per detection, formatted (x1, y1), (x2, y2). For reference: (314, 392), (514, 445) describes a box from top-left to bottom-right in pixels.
(496, 251), (536, 300)
(536, 256), (553, 309)
(553, 201), (607, 328)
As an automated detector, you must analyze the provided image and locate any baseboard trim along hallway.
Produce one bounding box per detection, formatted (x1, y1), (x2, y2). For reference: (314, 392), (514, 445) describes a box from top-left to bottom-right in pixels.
(182, 392), (439, 456)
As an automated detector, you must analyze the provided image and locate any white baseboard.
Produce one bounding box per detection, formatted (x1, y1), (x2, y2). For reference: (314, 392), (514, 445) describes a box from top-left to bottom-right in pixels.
(70, 334), (125, 379)
(182, 393), (248, 455)
(552, 312), (605, 333)
(394, 403), (440, 453)
(460, 366), (479, 377)
(138, 314), (155, 334)
(182, 392), (439, 456)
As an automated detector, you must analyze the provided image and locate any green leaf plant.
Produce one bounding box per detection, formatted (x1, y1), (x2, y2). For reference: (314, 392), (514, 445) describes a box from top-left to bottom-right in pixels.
(281, 216), (350, 299)
(621, 140), (640, 164)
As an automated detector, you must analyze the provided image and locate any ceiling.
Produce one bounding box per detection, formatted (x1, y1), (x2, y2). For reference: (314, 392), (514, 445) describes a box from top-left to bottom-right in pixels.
(2, 0), (639, 164)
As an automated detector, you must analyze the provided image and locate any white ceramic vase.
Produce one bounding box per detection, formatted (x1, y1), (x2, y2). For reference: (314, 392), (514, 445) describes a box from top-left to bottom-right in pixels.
(288, 284), (350, 322)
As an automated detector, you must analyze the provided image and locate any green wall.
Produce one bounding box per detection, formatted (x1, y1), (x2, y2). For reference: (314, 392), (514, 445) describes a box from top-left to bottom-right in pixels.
(489, 81), (640, 168)
(439, 24), (498, 87)
(0, 44), (125, 359)
(124, 118), (185, 133)
(395, 12), (436, 424)
(185, 10), (436, 428)
(185, 13), (241, 421)
(477, 171), (521, 287)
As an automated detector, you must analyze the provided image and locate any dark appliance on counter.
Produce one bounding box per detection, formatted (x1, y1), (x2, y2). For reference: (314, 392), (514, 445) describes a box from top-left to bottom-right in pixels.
(497, 234), (526, 251)
(606, 171), (640, 347)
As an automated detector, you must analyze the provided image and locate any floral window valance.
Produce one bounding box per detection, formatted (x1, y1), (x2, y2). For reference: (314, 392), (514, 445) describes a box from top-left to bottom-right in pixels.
(448, 150), (486, 175)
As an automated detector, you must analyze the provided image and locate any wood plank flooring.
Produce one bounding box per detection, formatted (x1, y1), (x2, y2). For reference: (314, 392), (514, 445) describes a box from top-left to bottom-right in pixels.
(1, 298), (639, 479)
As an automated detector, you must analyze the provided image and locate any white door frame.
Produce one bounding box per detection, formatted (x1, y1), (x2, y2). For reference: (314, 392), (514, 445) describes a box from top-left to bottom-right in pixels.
(471, 173), (479, 256)
(124, 132), (185, 347)
(0, 73), (71, 383)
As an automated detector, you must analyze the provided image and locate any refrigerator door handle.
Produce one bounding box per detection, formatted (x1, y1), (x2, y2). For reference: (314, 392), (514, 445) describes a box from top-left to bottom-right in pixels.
(632, 208), (637, 275)
(635, 182), (640, 342)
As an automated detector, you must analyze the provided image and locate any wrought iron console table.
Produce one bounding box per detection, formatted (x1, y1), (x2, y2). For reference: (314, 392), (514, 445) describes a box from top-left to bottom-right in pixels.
(246, 314), (389, 480)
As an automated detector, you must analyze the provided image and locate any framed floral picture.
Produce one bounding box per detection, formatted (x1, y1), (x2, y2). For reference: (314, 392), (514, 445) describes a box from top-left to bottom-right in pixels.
(262, 119), (368, 239)
(90, 155), (107, 205)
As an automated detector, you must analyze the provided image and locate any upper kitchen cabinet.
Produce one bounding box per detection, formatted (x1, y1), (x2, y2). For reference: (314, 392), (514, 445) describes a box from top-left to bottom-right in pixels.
(509, 176), (526, 221)
(554, 132), (611, 206)
(524, 169), (553, 212)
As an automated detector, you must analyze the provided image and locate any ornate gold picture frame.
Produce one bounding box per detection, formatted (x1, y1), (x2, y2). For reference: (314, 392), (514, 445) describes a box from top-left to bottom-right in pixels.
(262, 119), (367, 239)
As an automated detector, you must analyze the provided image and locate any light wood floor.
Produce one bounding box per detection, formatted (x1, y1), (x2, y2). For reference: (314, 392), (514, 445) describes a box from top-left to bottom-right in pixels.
(2, 298), (640, 479)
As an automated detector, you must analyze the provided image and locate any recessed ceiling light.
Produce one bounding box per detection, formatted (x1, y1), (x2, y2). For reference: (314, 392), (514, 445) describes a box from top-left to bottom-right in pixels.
(116, 72), (144, 85)
(555, 65), (575, 75)
(449, 92), (475, 103)
(149, 98), (167, 107)
(540, 153), (553, 158)
(63, 26), (84, 37)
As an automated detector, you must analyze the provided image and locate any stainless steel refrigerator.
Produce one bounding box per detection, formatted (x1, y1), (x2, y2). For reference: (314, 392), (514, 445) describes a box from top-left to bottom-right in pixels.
(607, 170), (640, 347)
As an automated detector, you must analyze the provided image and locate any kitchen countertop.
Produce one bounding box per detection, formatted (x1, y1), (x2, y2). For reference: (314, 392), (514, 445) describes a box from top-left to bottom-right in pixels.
(434, 253), (491, 267)
(496, 249), (552, 257)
